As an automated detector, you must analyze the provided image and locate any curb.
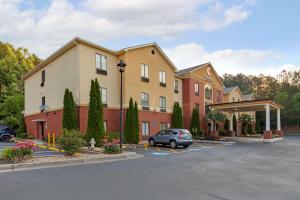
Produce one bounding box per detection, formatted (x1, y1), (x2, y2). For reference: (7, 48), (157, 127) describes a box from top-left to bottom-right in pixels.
(0, 152), (142, 172)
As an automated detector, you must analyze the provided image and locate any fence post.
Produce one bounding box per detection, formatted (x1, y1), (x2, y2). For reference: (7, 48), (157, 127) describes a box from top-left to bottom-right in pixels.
(52, 132), (55, 148)
(48, 132), (51, 147)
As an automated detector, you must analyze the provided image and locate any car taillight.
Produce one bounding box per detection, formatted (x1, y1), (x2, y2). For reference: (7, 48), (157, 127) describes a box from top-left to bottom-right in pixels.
(179, 131), (183, 139)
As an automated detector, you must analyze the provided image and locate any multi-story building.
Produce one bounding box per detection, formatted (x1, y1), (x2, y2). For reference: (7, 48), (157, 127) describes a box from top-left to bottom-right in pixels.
(23, 37), (224, 140)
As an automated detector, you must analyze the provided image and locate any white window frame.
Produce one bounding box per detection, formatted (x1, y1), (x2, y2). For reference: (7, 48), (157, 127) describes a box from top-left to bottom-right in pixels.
(142, 122), (150, 136)
(159, 71), (166, 83)
(96, 53), (107, 71)
(160, 122), (167, 130)
(159, 96), (166, 109)
(141, 64), (149, 78)
(141, 92), (149, 107)
(100, 87), (107, 104)
(104, 121), (107, 133)
(174, 80), (178, 91)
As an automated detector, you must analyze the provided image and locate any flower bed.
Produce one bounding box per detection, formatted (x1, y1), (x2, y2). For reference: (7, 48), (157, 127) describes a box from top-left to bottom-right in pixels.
(1, 141), (36, 162)
(103, 139), (122, 154)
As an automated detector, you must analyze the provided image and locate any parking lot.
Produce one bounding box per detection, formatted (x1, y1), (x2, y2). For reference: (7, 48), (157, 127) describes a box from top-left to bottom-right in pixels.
(0, 142), (64, 158)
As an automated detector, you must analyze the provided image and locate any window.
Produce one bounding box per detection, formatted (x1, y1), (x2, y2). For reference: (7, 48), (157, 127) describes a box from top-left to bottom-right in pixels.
(217, 91), (221, 102)
(141, 92), (149, 109)
(100, 87), (107, 106)
(205, 102), (210, 114)
(195, 103), (199, 110)
(42, 96), (45, 106)
(160, 122), (167, 130)
(159, 96), (166, 112)
(141, 64), (149, 82)
(174, 80), (179, 93)
(205, 87), (212, 99)
(195, 83), (199, 95)
(41, 70), (45, 87)
(104, 121), (107, 133)
(96, 54), (107, 74)
(159, 71), (166, 87)
(142, 122), (150, 136)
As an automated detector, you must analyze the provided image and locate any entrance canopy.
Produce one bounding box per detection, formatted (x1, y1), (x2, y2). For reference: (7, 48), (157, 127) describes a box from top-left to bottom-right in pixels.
(210, 99), (283, 113)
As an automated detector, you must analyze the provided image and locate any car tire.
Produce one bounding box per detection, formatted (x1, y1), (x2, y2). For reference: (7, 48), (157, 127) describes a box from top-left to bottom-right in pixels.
(2, 135), (10, 142)
(149, 139), (156, 147)
(183, 145), (189, 148)
(170, 140), (177, 149)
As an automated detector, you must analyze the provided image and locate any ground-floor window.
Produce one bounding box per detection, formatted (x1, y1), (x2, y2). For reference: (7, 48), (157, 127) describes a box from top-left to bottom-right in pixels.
(142, 122), (150, 136)
(160, 122), (167, 130)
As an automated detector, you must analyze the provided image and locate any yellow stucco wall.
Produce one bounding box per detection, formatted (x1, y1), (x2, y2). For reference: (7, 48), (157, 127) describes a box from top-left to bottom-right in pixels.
(78, 44), (120, 108)
(24, 46), (79, 115)
(123, 46), (177, 113)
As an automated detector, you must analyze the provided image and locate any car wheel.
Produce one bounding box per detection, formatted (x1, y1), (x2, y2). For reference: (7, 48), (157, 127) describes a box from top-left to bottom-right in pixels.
(2, 135), (10, 142)
(183, 145), (189, 148)
(170, 140), (177, 149)
(149, 139), (156, 147)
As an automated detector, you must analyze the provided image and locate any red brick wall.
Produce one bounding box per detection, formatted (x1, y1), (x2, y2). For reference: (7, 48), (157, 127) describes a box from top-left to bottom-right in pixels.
(182, 78), (205, 130)
(25, 106), (172, 141)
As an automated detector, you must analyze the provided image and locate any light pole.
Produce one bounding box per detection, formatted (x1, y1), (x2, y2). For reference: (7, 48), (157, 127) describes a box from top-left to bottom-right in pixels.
(117, 60), (126, 150)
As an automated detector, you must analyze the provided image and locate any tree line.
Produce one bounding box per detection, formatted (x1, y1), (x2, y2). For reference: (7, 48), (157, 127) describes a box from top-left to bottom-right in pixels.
(222, 71), (300, 128)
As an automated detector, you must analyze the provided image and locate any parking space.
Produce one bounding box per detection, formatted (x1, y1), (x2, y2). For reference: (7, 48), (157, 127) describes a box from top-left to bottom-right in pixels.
(0, 142), (64, 157)
(125, 142), (229, 156)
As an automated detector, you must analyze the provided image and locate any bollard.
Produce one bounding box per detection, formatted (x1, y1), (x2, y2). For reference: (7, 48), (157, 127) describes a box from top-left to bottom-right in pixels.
(48, 132), (51, 147)
(52, 132), (55, 148)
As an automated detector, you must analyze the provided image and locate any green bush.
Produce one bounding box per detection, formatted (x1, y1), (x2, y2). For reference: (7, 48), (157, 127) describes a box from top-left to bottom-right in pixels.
(105, 132), (120, 140)
(17, 132), (28, 139)
(57, 130), (85, 156)
(103, 143), (121, 154)
(219, 129), (227, 137)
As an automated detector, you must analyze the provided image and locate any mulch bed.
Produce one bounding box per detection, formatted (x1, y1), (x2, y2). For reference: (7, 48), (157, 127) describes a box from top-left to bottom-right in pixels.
(0, 159), (12, 165)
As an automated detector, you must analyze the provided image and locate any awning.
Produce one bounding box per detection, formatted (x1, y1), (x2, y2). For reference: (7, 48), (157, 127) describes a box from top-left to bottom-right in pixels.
(210, 99), (283, 113)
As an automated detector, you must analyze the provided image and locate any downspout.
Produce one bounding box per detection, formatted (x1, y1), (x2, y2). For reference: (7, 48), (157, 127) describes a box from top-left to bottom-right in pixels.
(75, 41), (81, 131)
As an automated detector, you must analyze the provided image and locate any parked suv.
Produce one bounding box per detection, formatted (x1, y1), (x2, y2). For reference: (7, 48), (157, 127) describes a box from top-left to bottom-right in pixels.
(148, 129), (193, 149)
(0, 125), (15, 142)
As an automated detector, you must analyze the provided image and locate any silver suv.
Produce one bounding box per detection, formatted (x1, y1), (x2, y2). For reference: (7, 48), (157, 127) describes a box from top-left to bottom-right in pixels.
(148, 129), (193, 149)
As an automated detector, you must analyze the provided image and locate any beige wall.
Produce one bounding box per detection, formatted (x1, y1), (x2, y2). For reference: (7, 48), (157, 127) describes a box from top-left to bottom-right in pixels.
(78, 44), (120, 108)
(24, 46), (79, 115)
(174, 78), (183, 106)
(123, 46), (177, 113)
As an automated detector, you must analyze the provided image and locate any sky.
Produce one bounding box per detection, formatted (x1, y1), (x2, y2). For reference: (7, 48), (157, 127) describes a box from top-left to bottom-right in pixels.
(0, 0), (299, 75)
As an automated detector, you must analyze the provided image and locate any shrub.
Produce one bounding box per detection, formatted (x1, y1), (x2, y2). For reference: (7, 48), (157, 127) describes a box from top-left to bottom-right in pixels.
(125, 98), (139, 144)
(62, 89), (78, 130)
(103, 139), (121, 154)
(219, 129), (227, 137)
(17, 132), (28, 139)
(57, 130), (85, 156)
(1, 141), (36, 162)
(172, 102), (183, 128)
(190, 107), (201, 137)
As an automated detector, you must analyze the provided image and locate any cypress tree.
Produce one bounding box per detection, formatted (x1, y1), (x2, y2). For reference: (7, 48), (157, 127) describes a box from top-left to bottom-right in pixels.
(133, 101), (140, 144)
(172, 102), (183, 128)
(63, 89), (77, 130)
(125, 98), (134, 143)
(233, 114), (237, 132)
(87, 79), (104, 145)
(224, 118), (229, 133)
(190, 107), (201, 137)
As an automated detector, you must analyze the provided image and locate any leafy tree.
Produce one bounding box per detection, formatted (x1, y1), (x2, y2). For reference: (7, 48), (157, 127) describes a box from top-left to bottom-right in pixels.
(190, 107), (201, 137)
(239, 114), (252, 135)
(172, 102), (183, 128)
(62, 89), (77, 130)
(125, 98), (139, 144)
(86, 79), (105, 146)
(247, 123), (253, 134)
(206, 110), (226, 131)
(233, 114), (237, 132)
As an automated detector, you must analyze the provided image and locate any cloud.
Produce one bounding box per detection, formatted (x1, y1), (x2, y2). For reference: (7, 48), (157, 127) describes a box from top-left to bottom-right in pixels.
(164, 43), (299, 75)
(0, 0), (253, 57)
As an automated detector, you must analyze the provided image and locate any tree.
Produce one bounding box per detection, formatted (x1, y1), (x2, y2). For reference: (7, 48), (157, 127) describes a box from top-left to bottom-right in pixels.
(224, 118), (229, 133)
(172, 102), (183, 128)
(233, 114), (237, 132)
(206, 110), (226, 131)
(190, 107), (201, 137)
(255, 118), (261, 134)
(125, 98), (139, 144)
(239, 114), (252, 135)
(62, 89), (77, 130)
(86, 79), (105, 145)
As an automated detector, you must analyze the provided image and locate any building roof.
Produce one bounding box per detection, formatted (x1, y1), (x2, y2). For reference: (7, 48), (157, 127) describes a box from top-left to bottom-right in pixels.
(22, 37), (177, 80)
(176, 63), (209, 76)
(223, 86), (238, 94)
(243, 93), (254, 101)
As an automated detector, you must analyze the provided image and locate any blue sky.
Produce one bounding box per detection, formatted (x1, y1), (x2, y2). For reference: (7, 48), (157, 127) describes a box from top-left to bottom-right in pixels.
(1, 0), (299, 75)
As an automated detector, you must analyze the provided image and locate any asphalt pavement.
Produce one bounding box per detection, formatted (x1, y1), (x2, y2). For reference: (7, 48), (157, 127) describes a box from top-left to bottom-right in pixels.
(0, 136), (300, 200)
